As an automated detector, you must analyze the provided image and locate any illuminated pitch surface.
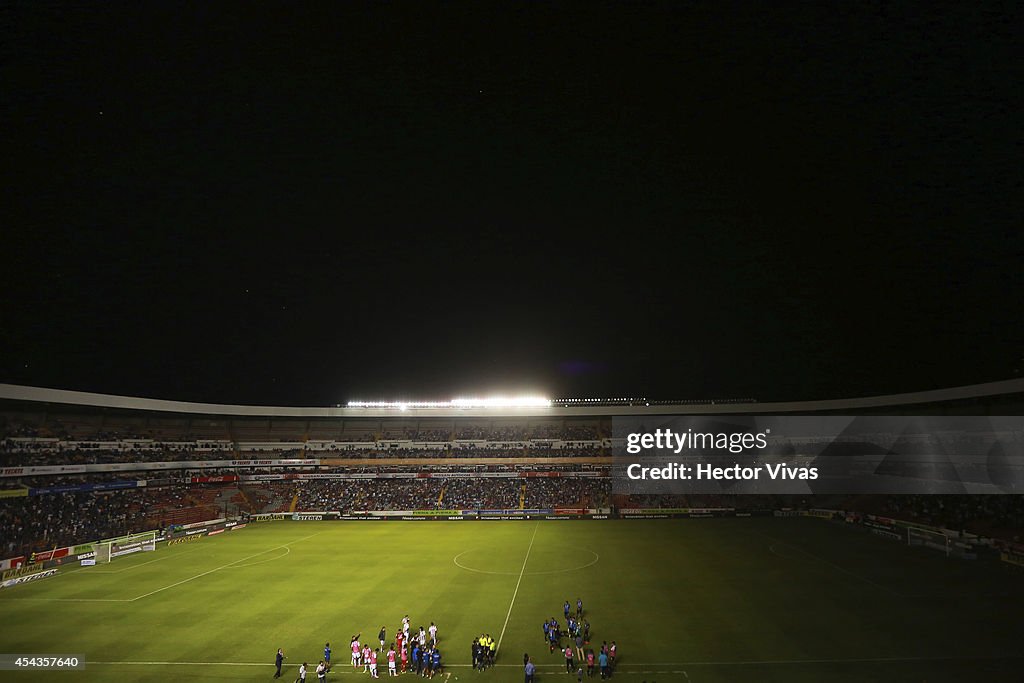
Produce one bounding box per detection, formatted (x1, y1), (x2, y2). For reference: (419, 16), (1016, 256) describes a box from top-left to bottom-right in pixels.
(1, 519), (1022, 682)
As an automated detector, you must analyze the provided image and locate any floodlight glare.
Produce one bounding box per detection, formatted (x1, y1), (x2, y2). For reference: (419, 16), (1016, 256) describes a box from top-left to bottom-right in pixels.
(346, 396), (551, 409)
(450, 397), (551, 408)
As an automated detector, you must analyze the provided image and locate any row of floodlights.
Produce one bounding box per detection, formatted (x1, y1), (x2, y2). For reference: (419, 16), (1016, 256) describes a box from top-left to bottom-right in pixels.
(554, 397), (647, 403)
(345, 397), (758, 409)
(347, 397), (553, 410)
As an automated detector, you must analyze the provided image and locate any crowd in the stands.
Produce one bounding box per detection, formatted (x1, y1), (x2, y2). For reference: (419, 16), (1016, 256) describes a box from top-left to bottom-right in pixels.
(451, 425), (600, 441)
(0, 482), (220, 558)
(3, 417), (605, 445)
(0, 492), (147, 557)
(883, 494), (1024, 538)
(2, 444), (605, 467)
(292, 477), (608, 512)
(0, 448), (241, 466)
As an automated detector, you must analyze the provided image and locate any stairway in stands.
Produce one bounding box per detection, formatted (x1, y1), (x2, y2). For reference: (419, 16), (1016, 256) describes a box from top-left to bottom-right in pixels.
(205, 485), (242, 518)
(266, 487), (292, 512)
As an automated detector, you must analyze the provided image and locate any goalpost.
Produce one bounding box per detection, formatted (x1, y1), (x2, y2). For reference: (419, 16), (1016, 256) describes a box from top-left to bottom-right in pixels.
(94, 542), (111, 564)
(93, 531), (158, 564)
(907, 526), (952, 557)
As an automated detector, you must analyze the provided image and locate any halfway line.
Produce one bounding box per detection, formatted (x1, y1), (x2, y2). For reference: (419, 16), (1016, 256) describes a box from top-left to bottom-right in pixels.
(496, 522), (539, 653)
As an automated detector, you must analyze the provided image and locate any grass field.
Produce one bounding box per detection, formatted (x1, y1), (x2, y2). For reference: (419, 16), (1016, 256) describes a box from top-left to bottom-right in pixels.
(1, 517), (1023, 682)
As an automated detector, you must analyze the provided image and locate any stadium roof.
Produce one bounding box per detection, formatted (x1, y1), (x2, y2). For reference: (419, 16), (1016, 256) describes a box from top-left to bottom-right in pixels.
(1, 379), (1023, 418)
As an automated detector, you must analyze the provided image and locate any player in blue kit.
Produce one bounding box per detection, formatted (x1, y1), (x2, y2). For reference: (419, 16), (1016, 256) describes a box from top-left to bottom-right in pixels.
(422, 647), (433, 678)
(324, 643), (331, 670)
(430, 648), (441, 678)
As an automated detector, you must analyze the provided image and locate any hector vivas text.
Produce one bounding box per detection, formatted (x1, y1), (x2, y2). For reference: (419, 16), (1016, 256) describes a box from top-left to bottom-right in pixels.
(624, 428), (818, 481)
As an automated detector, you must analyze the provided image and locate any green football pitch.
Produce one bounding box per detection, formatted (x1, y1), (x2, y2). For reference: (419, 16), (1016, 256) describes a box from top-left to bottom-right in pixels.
(1, 517), (1022, 682)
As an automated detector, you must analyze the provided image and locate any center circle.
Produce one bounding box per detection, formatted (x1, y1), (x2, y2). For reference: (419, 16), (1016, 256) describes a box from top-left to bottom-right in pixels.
(453, 546), (599, 575)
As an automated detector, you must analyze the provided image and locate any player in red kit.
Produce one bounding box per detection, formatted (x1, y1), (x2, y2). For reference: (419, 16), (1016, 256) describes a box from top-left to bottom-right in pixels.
(351, 635), (362, 669)
(387, 645), (397, 677)
(369, 648), (379, 679)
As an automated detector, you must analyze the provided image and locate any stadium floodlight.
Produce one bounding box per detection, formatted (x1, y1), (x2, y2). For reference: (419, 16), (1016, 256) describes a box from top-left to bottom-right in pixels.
(347, 396), (551, 409)
(450, 396), (551, 408)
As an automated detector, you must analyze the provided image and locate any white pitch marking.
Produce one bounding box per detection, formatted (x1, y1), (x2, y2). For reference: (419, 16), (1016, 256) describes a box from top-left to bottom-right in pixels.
(495, 521), (539, 654)
(453, 547), (598, 575)
(128, 531), (321, 601)
(86, 547), (202, 574)
(224, 545), (291, 568)
(761, 533), (900, 595)
(0, 532), (316, 603)
(1, 596), (132, 602)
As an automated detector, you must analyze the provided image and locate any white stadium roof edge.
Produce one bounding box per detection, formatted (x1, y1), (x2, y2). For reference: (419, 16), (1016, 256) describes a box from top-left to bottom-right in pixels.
(0, 379), (1023, 418)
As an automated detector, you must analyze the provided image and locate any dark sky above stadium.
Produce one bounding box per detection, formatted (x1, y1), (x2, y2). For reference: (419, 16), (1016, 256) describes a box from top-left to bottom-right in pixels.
(2, 2), (1022, 406)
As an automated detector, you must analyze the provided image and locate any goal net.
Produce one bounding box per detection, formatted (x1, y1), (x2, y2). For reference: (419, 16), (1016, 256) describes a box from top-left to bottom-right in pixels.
(93, 542), (111, 564)
(907, 527), (952, 556)
(94, 531), (158, 564)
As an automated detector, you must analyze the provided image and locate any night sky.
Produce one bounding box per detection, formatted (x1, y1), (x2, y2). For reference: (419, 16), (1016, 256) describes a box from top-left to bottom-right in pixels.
(2, 2), (1022, 406)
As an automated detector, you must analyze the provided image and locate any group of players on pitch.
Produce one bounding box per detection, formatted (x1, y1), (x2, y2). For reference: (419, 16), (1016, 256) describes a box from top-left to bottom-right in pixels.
(540, 599), (617, 679)
(347, 618), (444, 678)
(275, 618), (445, 682)
(275, 599), (617, 682)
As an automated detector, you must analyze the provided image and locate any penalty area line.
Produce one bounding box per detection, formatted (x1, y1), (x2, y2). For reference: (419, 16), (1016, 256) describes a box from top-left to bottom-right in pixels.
(760, 532), (901, 596)
(128, 530), (322, 602)
(86, 547), (203, 574)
